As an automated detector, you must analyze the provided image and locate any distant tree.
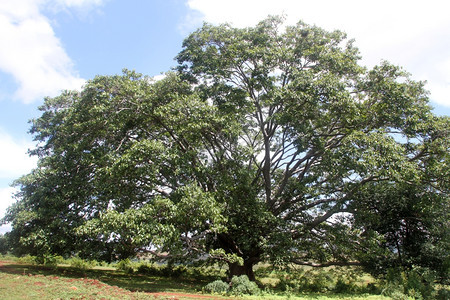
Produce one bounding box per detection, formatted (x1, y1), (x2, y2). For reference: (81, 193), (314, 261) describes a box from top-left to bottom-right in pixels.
(4, 16), (449, 280)
(0, 234), (9, 255)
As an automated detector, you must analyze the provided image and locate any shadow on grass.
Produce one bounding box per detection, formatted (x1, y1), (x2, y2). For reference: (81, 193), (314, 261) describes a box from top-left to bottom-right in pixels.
(0, 261), (206, 294)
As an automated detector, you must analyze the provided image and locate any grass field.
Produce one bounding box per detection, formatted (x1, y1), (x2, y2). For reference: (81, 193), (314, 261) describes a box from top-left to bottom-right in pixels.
(0, 257), (391, 299)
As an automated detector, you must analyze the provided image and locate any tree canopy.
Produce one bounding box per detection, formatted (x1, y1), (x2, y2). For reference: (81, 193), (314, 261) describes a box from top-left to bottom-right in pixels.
(4, 16), (449, 281)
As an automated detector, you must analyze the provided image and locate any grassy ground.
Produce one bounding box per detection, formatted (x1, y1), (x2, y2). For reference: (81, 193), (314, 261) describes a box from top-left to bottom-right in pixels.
(0, 261), (212, 299)
(0, 257), (390, 299)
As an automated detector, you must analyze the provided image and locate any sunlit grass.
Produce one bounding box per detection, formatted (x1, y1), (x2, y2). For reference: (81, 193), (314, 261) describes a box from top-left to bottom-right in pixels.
(0, 255), (392, 299)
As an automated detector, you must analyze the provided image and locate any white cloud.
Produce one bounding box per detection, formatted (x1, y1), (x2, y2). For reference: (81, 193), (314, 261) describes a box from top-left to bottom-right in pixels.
(0, 129), (37, 231)
(55, 0), (104, 7)
(152, 74), (167, 82)
(0, 0), (104, 103)
(0, 224), (12, 235)
(0, 129), (37, 179)
(0, 187), (17, 227)
(414, 56), (450, 108)
(186, 0), (450, 107)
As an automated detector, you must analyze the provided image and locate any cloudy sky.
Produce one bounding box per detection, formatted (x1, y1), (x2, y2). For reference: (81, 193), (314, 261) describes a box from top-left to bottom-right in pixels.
(1, 0), (449, 233)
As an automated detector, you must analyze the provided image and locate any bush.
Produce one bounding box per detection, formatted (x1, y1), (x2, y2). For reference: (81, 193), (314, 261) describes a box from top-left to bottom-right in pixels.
(389, 290), (413, 300)
(334, 279), (358, 293)
(0, 234), (9, 254)
(116, 259), (134, 274)
(280, 269), (333, 293)
(161, 265), (187, 278)
(308, 270), (334, 292)
(68, 256), (96, 270)
(363, 283), (382, 294)
(203, 280), (229, 294)
(188, 265), (226, 280)
(381, 267), (438, 300)
(436, 288), (450, 300)
(136, 262), (189, 278)
(137, 263), (158, 275)
(273, 266), (377, 294)
(17, 255), (37, 265)
(203, 275), (260, 296)
(254, 265), (273, 277)
(230, 275), (260, 296)
(34, 254), (63, 267)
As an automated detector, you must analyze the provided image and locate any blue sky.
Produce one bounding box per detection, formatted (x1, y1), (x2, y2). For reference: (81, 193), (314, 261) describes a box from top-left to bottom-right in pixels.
(1, 0), (449, 233)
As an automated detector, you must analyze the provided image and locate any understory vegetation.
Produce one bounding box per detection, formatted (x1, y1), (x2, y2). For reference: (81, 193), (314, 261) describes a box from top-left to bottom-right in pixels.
(1, 254), (448, 299)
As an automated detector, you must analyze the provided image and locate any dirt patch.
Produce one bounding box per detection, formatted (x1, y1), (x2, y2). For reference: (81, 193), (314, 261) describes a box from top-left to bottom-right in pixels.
(0, 260), (23, 275)
(0, 260), (229, 299)
(148, 292), (228, 299)
(0, 260), (16, 266)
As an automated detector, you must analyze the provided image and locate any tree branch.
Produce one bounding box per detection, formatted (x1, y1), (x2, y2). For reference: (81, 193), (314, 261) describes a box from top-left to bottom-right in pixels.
(292, 259), (362, 267)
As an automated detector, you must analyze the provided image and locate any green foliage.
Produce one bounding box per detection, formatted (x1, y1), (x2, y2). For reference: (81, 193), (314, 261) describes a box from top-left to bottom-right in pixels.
(67, 256), (97, 270)
(134, 262), (175, 277)
(277, 269), (334, 293)
(16, 254), (38, 265)
(203, 275), (260, 296)
(334, 279), (358, 294)
(4, 15), (448, 281)
(0, 255), (412, 299)
(0, 234), (9, 254)
(203, 279), (229, 294)
(436, 288), (450, 300)
(14, 254), (65, 267)
(209, 248), (244, 265)
(273, 266), (381, 295)
(381, 267), (440, 300)
(136, 262), (156, 275)
(254, 265), (274, 277)
(116, 259), (134, 274)
(230, 275), (260, 295)
(34, 254), (62, 267)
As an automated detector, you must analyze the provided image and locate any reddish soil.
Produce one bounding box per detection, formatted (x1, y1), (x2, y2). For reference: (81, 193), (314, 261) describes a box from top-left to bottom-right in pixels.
(0, 260), (228, 300)
(148, 292), (226, 299)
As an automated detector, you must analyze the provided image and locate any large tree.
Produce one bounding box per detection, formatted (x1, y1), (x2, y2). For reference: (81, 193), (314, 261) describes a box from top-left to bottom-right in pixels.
(4, 17), (449, 280)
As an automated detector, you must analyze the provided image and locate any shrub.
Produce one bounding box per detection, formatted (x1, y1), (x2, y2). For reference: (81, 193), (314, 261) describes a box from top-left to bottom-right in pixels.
(160, 265), (187, 278)
(389, 290), (412, 300)
(137, 262), (158, 275)
(68, 256), (96, 270)
(17, 255), (37, 265)
(135, 262), (185, 277)
(363, 282), (382, 294)
(189, 265), (226, 280)
(276, 276), (294, 292)
(284, 269), (334, 293)
(34, 254), (62, 267)
(230, 275), (260, 296)
(381, 267), (438, 300)
(334, 279), (358, 293)
(0, 234), (9, 254)
(254, 265), (273, 277)
(436, 288), (450, 300)
(203, 275), (260, 296)
(116, 259), (134, 274)
(308, 270), (334, 292)
(203, 279), (229, 294)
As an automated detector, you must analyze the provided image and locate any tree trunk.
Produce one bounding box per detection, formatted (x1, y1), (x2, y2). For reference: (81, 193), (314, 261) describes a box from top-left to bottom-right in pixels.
(228, 257), (258, 281)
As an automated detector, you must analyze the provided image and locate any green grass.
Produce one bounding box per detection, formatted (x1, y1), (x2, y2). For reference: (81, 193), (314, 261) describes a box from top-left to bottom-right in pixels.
(0, 256), (390, 299)
(0, 270), (151, 299)
(0, 259), (226, 299)
(243, 295), (389, 300)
